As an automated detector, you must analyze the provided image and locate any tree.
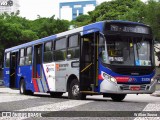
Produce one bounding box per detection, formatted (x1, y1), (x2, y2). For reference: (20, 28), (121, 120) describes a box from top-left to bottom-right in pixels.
(143, 0), (160, 41)
(71, 14), (91, 27)
(89, 0), (145, 22)
(118, 0), (145, 22)
(0, 13), (70, 66)
(21, 30), (38, 42)
(38, 18), (69, 37)
(30, 16), (69, 38)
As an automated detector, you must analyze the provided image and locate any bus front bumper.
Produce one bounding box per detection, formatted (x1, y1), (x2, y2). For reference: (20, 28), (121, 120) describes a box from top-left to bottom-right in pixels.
(100, 79), (157, 94)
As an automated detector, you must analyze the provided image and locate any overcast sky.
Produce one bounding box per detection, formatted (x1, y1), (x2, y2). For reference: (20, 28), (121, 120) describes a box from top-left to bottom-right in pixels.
(19, 0), (147, 20)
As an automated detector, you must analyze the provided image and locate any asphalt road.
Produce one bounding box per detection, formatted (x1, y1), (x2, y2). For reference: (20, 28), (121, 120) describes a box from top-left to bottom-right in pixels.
(0, 87), (160, 120)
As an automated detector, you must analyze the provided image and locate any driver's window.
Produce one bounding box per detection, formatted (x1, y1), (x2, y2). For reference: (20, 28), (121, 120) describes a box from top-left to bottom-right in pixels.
(99, 34), (110, 64)
(99, 35), (105, 51)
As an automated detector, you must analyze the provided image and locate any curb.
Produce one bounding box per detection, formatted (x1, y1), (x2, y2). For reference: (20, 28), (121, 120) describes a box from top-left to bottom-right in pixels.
(151, 91), (160, 97)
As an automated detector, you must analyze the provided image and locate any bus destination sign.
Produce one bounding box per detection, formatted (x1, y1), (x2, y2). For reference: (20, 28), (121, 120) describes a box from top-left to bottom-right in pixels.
(110, 25), (150, 34)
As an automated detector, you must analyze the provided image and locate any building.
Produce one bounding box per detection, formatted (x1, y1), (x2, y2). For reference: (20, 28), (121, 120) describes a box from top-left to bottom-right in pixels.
(59, 0), (96, 21)
(0, 0), (19, 14)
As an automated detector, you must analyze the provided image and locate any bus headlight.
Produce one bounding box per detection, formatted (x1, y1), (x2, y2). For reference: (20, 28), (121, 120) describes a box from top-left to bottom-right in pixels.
(151, 78), (156, 83)
(110, 77), (117, 83)
(101, 71), (117, 83)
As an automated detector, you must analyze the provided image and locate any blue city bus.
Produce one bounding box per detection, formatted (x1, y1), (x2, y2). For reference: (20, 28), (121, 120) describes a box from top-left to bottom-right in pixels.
(3, 20), (156, 101)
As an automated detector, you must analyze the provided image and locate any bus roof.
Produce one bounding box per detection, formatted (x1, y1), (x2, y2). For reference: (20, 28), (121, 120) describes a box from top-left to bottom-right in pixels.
(5, 20), (148, 53)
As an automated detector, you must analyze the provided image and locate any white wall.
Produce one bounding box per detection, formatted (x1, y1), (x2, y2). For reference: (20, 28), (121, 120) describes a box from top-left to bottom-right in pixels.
(60, 6), (72, 21)
(83, 4), (95, 14)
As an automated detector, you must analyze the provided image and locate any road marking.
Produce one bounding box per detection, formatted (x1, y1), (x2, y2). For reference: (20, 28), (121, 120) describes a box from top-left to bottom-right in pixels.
(0, 94), (39, 103)
(0, 100), (92, 120)
(143, 104), (160, 111)
(0, 88), (41, 103)
(134, 103), (160, 120)
(18, 100), (92, 111)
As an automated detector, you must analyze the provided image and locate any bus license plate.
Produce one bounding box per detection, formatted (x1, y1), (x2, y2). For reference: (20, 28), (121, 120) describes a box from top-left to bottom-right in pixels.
(130, 86), (140, 91)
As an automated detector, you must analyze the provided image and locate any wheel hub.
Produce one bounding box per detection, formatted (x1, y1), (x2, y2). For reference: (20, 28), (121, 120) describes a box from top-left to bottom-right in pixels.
(20, 83), (24, 93)
(72, 85), (79, 96)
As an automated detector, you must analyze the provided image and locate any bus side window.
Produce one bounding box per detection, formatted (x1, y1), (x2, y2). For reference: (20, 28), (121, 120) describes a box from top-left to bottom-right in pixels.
(5, 52), (10, 67)
(19, 49), (25, 66)
(44, 41), (53, 63)
(25, 47), (32, 65)
(54, 38), (66, 61)
(67, 34), (79, 59)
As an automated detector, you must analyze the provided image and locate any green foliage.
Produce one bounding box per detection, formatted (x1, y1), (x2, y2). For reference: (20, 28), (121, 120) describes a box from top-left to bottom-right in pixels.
(39, 18), (69, 37)
(30, 16), (69, 38)
(71, 0), (146, 27)
(143, 0), (160, 41)
(0, 13), (70, 65)
(71, 15), (91, 27)
(21, 30), (38, 42)
(89, 0), (144, 22)
(118, 0), (145, 22)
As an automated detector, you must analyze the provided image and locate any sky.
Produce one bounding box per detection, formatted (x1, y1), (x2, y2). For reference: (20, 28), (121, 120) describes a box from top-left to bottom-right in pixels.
(19, 0), (147, 20)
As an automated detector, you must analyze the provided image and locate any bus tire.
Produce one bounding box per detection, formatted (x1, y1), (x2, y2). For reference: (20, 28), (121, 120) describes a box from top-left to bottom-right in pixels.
(20, 79), (26, 94)
(111, 94), (126, 102)
(20, 79), (33, 95)
(50, 92), (63, 98)
(68, 79), (86, 100)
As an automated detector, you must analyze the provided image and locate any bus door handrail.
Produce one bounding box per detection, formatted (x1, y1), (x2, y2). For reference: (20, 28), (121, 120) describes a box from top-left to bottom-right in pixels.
(81, 63), (92, 73)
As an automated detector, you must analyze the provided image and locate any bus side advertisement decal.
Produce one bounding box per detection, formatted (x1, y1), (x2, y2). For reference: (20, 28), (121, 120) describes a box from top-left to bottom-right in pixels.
(41, 65), (49, 92)
(43, 63), (56, 91)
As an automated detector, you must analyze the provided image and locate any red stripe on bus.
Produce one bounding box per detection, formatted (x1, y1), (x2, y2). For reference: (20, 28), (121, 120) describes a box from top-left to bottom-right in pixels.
(98, 75), (103, 80)
(115, 77), (129, 82)
(32, 78), (39, 92)
(32, 67), (39, 92)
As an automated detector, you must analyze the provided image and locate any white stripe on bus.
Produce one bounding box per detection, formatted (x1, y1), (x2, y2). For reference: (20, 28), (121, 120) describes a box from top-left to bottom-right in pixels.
(56, 27), (83, 38)
(41, 68), (49, 92)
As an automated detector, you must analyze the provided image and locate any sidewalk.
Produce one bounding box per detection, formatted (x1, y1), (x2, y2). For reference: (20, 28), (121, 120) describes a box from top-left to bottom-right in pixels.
(151, 90), (160, 97)
(0, 87), (19, 93)
(151, 83), (160, 97)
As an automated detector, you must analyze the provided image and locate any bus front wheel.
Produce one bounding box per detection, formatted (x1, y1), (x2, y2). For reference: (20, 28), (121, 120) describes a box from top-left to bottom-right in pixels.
(111, 94), (126, 101)
(68, 79), (86, 100)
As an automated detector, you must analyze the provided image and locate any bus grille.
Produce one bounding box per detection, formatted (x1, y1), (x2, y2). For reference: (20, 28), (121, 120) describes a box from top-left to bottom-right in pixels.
(120, 84), (147, 91)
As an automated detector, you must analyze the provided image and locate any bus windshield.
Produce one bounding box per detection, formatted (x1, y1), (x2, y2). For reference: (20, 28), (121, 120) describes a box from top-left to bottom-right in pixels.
(102, 35), (152, 66)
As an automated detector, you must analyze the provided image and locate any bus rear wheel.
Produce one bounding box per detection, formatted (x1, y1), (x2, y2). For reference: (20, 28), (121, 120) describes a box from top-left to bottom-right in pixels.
(50, 92), (63, 98)
(20, 79), (26, 94)
(68, 79), (86, 100)
(111, 94), (126, 102)
(19, 79), (33, 95)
